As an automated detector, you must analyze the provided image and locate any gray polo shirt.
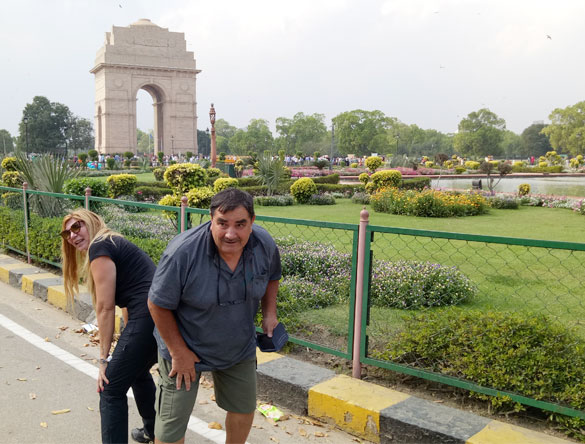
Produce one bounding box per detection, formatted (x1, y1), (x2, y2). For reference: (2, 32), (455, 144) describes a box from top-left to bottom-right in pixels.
(149, 221), (281, 370)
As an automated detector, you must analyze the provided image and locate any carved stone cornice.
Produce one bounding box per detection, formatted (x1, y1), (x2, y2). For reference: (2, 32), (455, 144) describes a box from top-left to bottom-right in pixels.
(90, 63), (201, 75)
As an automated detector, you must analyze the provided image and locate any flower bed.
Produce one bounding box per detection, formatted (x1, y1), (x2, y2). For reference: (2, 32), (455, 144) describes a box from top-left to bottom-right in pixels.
(371, 187), (488, 217)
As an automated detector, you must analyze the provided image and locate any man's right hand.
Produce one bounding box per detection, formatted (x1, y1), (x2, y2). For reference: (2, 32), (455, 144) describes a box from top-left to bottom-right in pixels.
(169, 347), (200, 391)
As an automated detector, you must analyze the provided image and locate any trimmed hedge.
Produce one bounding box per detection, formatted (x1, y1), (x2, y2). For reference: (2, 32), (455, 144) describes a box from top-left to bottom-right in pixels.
(373, 309), (585, 440)
(106, 174), (138, 198)
(134, 186), (172, 201)
(312, 173), (340, 184)
(401, 177), (431, 190)
(512, 165), (564, 173)
(254, 195), (294, 206)
(64, 178), (108, 198)
(291, 178), (317, 203)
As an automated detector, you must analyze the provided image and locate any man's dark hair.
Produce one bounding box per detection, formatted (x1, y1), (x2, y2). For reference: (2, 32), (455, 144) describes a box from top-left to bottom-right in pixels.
(210, 188), (255, 219)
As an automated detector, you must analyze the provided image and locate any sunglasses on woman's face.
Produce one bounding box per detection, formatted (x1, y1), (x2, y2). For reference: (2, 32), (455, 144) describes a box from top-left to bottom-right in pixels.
(60, 221), (83, 240)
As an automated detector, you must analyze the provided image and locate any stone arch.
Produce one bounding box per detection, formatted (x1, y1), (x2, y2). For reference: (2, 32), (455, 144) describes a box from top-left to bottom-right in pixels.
(91, 19), (201, 156)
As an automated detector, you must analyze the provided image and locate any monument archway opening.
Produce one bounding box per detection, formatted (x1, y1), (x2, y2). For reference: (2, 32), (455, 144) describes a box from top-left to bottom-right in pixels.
(91, 19), (200, 156)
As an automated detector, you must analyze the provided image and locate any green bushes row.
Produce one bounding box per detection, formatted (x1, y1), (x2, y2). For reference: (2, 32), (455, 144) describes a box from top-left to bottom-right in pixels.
(373, 309), (585, 440)
(511, 165), (564, 173)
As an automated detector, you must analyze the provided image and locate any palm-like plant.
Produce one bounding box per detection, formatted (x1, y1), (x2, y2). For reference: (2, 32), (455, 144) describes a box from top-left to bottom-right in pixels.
(256, 153), (284, 196)
(14, 151), (80, 217)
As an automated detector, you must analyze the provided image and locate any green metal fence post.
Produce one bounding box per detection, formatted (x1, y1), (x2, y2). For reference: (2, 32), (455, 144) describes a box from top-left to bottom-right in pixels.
(352, 207), (369, 379)
(22, 182), (31, 264)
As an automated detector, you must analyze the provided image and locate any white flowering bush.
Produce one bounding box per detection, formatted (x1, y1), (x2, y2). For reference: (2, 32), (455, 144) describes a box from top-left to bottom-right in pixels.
(370, 260), (477, 309)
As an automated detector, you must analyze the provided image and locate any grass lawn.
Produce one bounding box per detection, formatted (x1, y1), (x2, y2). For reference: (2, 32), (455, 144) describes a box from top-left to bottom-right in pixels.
(87, 172), (156, 183)
(253, 199), (585, 353)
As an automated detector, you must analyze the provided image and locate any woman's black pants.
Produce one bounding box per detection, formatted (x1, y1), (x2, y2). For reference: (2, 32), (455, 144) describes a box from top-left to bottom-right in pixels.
(100, 316), (157, 444)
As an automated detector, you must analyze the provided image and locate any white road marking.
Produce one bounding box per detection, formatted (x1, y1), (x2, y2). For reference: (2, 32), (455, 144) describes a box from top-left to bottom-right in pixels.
(0, 312), (239, 444)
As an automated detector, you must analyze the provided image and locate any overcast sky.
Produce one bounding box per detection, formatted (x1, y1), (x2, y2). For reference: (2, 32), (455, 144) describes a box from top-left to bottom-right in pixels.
(2, 0), (584, 139)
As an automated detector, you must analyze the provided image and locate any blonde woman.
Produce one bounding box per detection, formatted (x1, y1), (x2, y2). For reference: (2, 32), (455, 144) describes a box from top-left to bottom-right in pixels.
(61, 209), (157, 444)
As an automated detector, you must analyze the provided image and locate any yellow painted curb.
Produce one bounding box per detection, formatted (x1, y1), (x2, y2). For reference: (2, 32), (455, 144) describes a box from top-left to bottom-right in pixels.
(21, 273), (59, 294)
(0, 263), (37, 283)
(47, 284), (68, 311)
(256, 349), (285, 365)
(467, 420), (570, 444)
(308, 374), (410, 443)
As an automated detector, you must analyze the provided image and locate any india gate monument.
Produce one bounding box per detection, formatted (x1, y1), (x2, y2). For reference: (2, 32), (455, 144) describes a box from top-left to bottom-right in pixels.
(91, 19), (200, 156)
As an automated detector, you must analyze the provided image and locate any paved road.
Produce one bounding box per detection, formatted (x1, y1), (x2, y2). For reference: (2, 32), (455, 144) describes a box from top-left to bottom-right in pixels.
(0, 280), (368, 444)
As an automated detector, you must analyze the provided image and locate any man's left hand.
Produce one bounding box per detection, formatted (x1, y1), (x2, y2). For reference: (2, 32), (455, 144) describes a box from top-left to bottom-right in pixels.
(262, 314), (278, 338)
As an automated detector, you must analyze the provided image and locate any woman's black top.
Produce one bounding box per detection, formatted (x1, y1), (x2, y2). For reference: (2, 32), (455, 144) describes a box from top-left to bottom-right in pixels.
(89, 236), (156, 319)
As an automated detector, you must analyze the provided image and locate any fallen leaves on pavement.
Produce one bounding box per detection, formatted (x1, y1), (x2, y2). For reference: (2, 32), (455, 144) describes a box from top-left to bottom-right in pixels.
(40, 422), (48, 428)
(208, 421), (222, 430)
(29, 393), (36, 400)
(51, 409), (71, 415)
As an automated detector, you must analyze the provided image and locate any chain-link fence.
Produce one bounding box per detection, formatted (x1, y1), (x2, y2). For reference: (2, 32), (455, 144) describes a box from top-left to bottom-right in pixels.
(361, 225), (585, 420)
(3, 185), (585, 420)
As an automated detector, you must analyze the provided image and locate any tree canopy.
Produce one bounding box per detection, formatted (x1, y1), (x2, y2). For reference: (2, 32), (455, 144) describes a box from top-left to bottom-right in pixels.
(332, 110), (392, 156)
(17, 96), (94, 156)
(453, 108), (506, 158)
(541, 101), (585, 156)
(0, 129), (15, 155)
(520, 123), (551, 157)
(275, 112), (328, 154)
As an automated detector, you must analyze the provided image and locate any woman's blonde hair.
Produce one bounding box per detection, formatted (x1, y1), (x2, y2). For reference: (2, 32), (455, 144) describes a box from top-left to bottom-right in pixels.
(61, 209), (120, 307)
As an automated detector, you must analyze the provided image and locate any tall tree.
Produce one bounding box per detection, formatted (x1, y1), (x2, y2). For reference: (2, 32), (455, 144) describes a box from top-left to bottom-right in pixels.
(541, 101), (585, 156)
(275, 112), (328, 154)
(17, 96), (72, 155)
(453, 108), (506, 158)
(197, 129), (211, 156)
(332, 110), (391, 156)
(0, 129), (15, 156)
(136, 128), (153, 154)
(500, 130), (522, 158)
(520, 123), (551, 157)
(67, 117), (94, 154)
(244, 119), (274, 154)
(215, 119), (237, 139)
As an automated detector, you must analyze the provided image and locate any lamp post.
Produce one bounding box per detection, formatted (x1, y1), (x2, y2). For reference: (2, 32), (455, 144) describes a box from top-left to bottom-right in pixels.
(329, 121), (335, 171)
(209, 103), (217, 167)
(23, 116), (29, 157)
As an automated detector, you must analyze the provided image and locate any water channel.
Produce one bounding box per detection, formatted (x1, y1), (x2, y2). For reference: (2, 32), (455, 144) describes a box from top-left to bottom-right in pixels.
(431, 176), (585, 197)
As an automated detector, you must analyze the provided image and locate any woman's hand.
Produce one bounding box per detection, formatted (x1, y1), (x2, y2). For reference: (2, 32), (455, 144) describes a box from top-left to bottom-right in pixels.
(97, 361), (110, 392)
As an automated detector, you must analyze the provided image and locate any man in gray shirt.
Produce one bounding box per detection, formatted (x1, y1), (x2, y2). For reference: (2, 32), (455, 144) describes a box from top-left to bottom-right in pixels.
(148, 189), (281, 444)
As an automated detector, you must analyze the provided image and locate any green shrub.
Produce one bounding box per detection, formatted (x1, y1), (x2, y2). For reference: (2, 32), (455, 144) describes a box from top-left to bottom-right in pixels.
(164, 163), (208, 194)
(312, 174), (340, 184)
(186, 186), (215, 209)
(372, 309), (585, 440)
(371, 170), (402, 190)
(487, 196), (519, 209)
(2, 171), (23, 187)
(134, 186), (171, 201)
(316, 184), (363, 196)
(518, 183), (530, 196)
(2, 192), (22, 209)
(88, 149), (98, 161)
(512, 165), (563, 173)
(127, 237), (167, 264)
(290, 178), (317, 204)
(313, 159), (330, 170)
(464, 160), (481, 170)
(106, 174), (138, 198)
(1, 157), (18, 171)
(371, 188), (488, 217)
(206, 167), (222, 178)
(213, 177), (239, 193)
(359, 173), (370, 185)
(64, 178), (108, 198)
(106, 158), (116, 170)
(400, 177), (431, 191)
(370, 260), (476, 308)
(254, 195), (294, 206)
(237, 176), (263, 187)
(153, 167), (166, 181)
(350, 162), (359, 168)
(365, 156), (383, 172)
(351, 192), (370, 205)
(308, 194), (335, 205)
(455, 166), (466, 174)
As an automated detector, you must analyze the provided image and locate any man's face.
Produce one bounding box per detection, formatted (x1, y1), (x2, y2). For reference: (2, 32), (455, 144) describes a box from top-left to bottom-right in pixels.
(210, 206), (255, 259)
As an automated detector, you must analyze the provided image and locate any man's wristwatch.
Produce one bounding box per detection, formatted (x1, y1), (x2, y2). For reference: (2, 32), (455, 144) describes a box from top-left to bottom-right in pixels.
(99, 356), (111, 365)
